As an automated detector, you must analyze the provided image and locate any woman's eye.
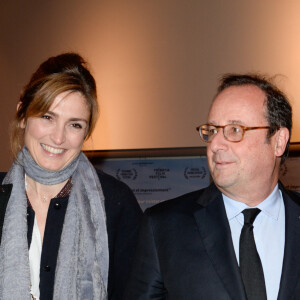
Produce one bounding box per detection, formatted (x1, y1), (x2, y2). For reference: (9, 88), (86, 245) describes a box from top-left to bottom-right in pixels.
(71, 123), (83, 129)
(41, 115), (52, 120)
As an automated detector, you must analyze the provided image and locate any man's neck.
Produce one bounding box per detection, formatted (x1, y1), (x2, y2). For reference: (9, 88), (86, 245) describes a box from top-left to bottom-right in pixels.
(217, 178), (279, 207)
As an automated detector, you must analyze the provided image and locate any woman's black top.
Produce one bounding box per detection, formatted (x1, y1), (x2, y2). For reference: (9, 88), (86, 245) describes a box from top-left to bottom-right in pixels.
(0, 169), (142, 300)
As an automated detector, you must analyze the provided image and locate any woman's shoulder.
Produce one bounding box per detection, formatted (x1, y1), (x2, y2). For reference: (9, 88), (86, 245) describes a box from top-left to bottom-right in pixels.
(0, 172), (6, 184)
(96, 168), (142, 231)
(95, 168), (141, 210)
(96, 168), (134, 196)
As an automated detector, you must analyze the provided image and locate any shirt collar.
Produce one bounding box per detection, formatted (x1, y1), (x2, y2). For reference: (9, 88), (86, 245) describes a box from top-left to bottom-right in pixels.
(223, 184), (282, 221)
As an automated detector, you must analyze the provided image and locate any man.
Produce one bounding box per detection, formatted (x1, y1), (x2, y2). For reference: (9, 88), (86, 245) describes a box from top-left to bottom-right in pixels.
(124, 74), (300, 300)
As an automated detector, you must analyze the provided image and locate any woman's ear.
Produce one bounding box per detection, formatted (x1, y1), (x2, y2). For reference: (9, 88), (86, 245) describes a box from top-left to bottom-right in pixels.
(274, 127), (289, 157)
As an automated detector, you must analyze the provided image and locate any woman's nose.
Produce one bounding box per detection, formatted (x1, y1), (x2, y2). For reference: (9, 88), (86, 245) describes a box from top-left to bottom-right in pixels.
(50, 124), (66, 145)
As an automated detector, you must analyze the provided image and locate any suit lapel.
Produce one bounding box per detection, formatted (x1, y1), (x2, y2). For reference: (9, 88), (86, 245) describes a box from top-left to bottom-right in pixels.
(278, 186), (300, 300)
(193, 184), (246, 300)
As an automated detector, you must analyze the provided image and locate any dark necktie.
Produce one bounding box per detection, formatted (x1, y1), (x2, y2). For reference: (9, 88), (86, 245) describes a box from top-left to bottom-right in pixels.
(239, 208), (267, 300)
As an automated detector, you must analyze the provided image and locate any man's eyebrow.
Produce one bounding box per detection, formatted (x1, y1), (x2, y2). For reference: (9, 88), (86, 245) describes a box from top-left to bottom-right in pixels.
(207, 120), (246, 125)
(228, 120), (246, 125)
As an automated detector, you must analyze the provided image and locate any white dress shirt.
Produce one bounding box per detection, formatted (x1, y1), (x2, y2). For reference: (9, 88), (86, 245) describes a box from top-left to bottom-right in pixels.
(29, 216), (42, 300)
(223, 184), (285, 300)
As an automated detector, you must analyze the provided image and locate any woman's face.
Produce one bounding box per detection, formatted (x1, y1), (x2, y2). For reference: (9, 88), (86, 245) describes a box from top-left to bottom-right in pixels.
(22, 91), (90, 171)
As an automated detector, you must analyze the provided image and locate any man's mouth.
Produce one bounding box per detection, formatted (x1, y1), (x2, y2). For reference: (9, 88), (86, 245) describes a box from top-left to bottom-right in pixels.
(214, 160), (234, 167)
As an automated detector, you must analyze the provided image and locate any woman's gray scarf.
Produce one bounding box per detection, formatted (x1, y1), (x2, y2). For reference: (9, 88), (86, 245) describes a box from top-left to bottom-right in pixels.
(0, 147), (109, 299)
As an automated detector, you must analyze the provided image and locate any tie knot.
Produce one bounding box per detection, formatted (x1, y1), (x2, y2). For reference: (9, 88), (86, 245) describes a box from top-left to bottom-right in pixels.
(242, 208), (261, 225)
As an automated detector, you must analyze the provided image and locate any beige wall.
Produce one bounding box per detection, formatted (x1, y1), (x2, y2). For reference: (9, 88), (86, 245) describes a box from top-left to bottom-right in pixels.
(1, 0), (300, 171)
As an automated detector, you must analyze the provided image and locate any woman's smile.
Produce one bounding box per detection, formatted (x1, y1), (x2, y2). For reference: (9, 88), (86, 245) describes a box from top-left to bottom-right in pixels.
(23, 91), (90, 171)
(41, 143), (65, 155)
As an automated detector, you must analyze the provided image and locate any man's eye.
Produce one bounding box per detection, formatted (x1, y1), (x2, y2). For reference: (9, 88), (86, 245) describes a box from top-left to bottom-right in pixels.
(209, 128), (217, 135)
(231, 126), (241, 133)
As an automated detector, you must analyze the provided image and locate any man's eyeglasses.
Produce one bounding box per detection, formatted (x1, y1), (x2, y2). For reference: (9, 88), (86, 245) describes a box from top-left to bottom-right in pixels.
(196, 124), (279, 143)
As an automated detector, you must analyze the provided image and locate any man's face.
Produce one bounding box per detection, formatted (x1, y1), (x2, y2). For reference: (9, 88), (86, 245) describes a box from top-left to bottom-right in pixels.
(207, 85), (281, 201)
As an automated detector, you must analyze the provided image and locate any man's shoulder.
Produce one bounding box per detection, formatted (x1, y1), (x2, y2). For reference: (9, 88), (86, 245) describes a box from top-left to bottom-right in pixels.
(145, 183), (219, 218)
(280, 182), (300, 206)
(286, 189), (300, 200)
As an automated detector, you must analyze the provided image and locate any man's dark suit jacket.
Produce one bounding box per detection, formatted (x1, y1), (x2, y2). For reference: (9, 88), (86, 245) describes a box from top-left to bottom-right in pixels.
(0, 169), (142, 300)
(124, 182), (300, 300)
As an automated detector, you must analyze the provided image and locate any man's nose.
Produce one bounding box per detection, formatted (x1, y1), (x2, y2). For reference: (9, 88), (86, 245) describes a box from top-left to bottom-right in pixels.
(208, 128), (228, 152)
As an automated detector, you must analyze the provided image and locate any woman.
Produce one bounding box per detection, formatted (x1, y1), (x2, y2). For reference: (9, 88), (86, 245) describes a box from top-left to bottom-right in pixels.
(0, 53), (142, 300)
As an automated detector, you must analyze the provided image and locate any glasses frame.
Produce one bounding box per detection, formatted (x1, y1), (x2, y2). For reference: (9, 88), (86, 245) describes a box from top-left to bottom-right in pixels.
(196, 124), (279, 143)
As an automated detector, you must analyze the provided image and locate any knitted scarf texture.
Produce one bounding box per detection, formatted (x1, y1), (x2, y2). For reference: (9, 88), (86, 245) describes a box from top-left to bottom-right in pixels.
(0, 147), (109, 299)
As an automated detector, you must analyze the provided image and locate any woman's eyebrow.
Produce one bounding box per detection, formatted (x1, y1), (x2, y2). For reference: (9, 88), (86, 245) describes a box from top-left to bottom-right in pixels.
(46, 111), (88, 123)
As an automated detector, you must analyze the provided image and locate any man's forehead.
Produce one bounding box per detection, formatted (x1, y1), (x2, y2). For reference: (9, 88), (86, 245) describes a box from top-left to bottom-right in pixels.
(215, 84), (265, 102)
(208, 85), (267, 122)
